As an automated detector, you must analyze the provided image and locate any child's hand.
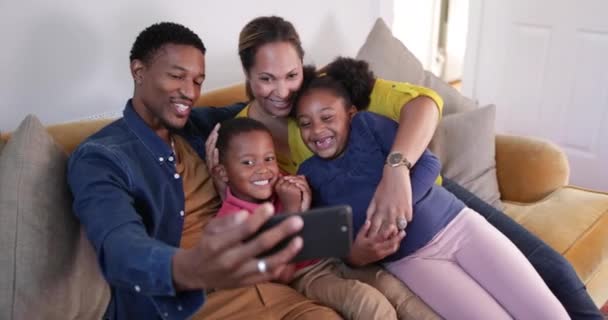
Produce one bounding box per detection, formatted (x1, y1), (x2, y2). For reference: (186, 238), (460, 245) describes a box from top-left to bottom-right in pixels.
(346, 220), (405, 267)
(205, 123), (227, 200)
(273, 263), (297, 284)
(275, 175), (311, 213)
(282, 175), (311, 211)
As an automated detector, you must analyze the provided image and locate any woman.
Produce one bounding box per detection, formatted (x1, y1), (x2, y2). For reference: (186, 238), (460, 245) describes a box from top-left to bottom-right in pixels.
(206, 15), (601, 319)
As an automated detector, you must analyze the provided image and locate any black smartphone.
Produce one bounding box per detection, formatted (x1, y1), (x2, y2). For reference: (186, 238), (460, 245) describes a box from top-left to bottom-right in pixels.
(252, 205), (353, 263)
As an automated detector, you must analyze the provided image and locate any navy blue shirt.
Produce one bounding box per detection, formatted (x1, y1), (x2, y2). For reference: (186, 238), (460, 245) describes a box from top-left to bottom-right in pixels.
(67, 101), (244, 320)
(298, 112), (465, 262)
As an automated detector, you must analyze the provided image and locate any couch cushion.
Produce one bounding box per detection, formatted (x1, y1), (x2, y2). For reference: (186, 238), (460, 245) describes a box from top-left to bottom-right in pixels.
(195, 82), (248, 107)
(503, 186), (608, 307)
(429, 105), (502, 208)
(356, 18), (477, 116)
(356, 18), (502, 207)
(0, 115), (109, 319)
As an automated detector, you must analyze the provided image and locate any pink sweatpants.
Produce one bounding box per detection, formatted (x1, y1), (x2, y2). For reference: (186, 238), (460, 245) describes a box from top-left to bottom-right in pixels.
(384, 208), (570, 320)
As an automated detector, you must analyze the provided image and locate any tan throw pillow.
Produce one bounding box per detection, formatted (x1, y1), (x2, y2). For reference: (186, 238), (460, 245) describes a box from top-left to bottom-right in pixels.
(429, 105), (503, 208)
(0, 115), (109, 319)
(356, 18), (477, 116)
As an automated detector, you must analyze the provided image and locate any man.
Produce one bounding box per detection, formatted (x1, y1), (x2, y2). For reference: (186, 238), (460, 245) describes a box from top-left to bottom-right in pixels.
(68, 22), (341, 320)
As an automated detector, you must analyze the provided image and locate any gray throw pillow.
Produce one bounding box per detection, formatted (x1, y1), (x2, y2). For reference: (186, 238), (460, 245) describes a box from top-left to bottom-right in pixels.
(356, 18), (502, 207)
(0, 115), (109, 319)
(356, 18), (477, 116)
(429, 105), (503, 208)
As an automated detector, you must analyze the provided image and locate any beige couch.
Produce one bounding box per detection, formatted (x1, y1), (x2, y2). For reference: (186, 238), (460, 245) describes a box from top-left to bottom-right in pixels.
(1, 18), (607, 319)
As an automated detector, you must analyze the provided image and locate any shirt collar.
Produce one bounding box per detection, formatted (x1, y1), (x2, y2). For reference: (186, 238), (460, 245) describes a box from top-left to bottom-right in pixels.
(123, 100), (176, 164)
(224, 187), (280, 213)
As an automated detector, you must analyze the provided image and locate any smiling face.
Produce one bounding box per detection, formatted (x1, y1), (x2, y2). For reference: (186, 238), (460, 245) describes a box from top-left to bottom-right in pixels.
(247, 41), (304, 118)
(296, 88), (356, 159)
(219, 130), (280, 203)
(131, 43), (205, 135)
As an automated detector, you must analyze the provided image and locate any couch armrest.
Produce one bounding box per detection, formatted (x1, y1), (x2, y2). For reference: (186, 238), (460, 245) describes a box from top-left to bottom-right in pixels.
(495, 134), (569, 203)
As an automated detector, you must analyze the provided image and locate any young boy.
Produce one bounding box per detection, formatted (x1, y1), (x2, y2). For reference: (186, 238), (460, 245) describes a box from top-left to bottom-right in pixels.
(212, 117), (400, 320)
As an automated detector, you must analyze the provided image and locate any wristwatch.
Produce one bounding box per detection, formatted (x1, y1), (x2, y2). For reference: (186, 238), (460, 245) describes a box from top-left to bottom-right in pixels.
(385, 152), (412, 170)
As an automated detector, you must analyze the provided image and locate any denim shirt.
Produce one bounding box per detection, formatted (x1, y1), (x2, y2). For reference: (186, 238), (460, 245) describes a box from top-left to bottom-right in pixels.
(67, 100), (245, 320)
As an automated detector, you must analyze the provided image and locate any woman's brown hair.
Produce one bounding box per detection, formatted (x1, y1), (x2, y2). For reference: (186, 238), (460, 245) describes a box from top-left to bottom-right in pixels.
(238, 16), (305, 100)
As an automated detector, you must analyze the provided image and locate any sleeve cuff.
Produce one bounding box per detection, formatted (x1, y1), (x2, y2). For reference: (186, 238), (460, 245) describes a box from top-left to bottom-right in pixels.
(152, 290), (205, 320)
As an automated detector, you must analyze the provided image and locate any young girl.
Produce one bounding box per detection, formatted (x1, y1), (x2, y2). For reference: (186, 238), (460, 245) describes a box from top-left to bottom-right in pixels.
(212, 117), (402, 320)
(295, 57), (570, 320)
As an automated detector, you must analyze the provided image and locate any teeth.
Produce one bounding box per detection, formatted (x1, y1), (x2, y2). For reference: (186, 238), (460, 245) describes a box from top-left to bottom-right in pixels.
(270, 100), (289, 107)
(315, 137), (333, 146)
(253, 180), (269, 186)
(175, 104), (189, 112)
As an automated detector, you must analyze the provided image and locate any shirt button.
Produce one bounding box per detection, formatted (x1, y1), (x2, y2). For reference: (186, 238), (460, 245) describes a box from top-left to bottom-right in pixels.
(177, 305), (183, 311)
(134, 285), (141, 292)
(163, 312), (169, 318)
(174, 173), (180, 179)
(168, 156), (174, 162)
(159, 157), (164, 162)
(179, 210), (184, 217)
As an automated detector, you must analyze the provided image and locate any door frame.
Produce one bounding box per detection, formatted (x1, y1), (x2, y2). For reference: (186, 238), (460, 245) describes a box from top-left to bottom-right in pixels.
(461, 0), (483, 99)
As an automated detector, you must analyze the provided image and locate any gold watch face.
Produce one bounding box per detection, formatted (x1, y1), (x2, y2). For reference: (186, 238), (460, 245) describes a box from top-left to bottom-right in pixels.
(388, 152), (403, 165)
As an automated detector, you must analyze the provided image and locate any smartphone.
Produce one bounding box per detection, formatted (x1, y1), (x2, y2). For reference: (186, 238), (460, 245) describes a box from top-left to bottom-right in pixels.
(252, 205), (353, 263)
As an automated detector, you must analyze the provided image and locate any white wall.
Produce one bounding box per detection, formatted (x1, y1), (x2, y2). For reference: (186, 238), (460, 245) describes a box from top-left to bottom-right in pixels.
(443, 0), (469, 82)
(0, 0), (381, 131)
(392, 0), (442, 73)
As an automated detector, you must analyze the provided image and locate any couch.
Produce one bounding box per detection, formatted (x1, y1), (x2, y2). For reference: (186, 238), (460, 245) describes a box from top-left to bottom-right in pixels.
(1, 18), (607, 319)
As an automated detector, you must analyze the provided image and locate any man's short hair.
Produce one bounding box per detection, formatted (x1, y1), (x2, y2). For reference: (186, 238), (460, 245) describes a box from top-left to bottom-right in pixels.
(129, 22), (206, 64)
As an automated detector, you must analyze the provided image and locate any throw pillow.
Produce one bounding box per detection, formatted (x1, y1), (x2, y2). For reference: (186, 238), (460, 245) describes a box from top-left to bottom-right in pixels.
(0, 135), (5, 154)
(429, 105), (503, 208)
(356, 18), (477, 116)
(0, 115), (109, 319)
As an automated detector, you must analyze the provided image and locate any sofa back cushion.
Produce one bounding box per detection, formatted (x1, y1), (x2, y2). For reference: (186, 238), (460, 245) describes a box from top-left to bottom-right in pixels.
(356, 18), (477, 116)
(356, 18), (502, 207)
(0, 115), (109, 319)
(429, 105), (502, 208)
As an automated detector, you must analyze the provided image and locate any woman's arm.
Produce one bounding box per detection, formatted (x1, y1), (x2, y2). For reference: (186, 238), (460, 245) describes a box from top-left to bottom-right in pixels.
(410, 149), (442, 204)
(367, 96), (440, 238)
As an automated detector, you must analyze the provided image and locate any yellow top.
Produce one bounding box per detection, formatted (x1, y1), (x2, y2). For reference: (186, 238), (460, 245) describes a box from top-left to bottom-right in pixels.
(238, 79), (444, 182)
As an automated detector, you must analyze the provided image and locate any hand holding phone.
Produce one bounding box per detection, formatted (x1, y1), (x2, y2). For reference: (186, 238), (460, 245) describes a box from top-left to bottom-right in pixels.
(251, 205), (353, 263)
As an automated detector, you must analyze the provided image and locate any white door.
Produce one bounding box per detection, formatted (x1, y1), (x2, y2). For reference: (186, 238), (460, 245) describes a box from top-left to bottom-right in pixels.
(463, 0), (608, 191)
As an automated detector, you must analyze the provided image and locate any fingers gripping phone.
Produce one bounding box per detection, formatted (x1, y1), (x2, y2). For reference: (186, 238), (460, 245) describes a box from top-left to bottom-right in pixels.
(252, 205), (353, 263)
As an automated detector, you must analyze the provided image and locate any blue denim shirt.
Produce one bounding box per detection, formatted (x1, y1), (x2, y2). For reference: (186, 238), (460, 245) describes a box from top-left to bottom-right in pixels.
(67, 100), (245, 320)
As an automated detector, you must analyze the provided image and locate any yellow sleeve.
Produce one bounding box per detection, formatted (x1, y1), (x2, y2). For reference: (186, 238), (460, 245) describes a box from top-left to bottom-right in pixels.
(368, 78), (443, 121)
(368, 79), (444, 186)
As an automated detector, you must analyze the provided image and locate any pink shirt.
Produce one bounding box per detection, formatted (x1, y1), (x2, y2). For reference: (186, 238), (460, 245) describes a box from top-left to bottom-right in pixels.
(216, 187), (284, 217)
(216, 187), (318, 270)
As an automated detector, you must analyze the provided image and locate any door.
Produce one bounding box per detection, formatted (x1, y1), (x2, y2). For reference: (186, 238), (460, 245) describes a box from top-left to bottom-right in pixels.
(463, 0), (608, 191)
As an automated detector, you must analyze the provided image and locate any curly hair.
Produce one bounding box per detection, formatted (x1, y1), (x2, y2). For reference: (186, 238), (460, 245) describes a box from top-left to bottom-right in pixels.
(129, 22), (206, 64)
(216, 117), (273, 163)
(295, 57), (376, 114)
